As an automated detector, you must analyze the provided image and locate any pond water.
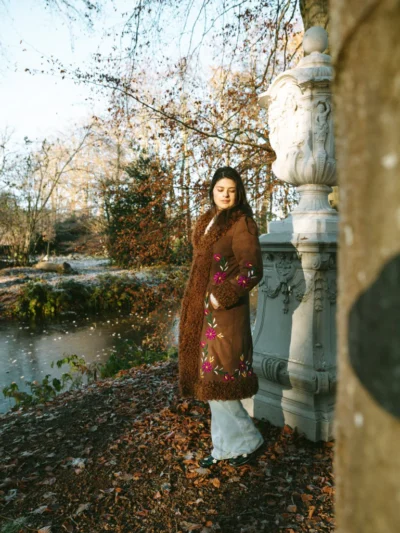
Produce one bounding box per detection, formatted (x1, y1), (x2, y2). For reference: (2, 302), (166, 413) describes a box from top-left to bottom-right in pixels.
(0, 308), (180, 414)
(0, 281), (258, 414)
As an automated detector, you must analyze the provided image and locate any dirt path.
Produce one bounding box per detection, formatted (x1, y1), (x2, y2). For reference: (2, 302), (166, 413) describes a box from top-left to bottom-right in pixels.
(0, 361), (335, 533)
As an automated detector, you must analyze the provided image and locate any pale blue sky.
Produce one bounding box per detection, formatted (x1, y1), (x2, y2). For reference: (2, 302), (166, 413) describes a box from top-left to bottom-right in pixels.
(0, 0), (112, 140)
(0, 0), (246, 144)
(0, 1), (149, 141)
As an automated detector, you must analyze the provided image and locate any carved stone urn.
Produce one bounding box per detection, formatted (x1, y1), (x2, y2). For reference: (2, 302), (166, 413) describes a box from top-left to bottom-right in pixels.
(251, 27), (337, 441)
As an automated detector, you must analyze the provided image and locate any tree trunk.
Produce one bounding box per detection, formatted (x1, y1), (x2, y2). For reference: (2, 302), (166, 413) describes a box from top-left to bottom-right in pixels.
(330, 1), (400, 531)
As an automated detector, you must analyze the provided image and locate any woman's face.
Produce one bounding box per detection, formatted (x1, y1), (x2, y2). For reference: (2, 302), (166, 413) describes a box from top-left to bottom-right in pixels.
(213, 178), (237, 211)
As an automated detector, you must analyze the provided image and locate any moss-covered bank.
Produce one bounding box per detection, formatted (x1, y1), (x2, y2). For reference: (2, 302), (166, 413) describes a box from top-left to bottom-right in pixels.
(2, 268), (187, 321)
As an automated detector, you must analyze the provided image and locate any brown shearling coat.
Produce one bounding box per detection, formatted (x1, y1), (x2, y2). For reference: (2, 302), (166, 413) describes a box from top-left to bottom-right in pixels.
(179, 209), (263, 401)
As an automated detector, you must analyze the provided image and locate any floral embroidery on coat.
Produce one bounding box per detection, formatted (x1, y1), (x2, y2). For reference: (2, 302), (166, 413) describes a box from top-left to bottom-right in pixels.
(200, 292), (254, 381)
(212, 254), (229, 285)
(236, 260), (261, 287)
(237, 275), (249, 288)
(213, 271), (227, 285)
(200, 293), (225, 379)
(219, 355), (254, 381)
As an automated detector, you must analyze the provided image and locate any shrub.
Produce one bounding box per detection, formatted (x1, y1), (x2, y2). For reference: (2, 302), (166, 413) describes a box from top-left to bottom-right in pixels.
(2, 355), (91, 408)
(99, 341), (177, 378)
(2, 348), (177, 410)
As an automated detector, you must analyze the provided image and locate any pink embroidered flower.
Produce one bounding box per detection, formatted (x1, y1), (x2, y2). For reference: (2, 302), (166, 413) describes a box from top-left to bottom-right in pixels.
(230, 375), (235, 381)
(213, 271), (227, 285)
(245, 261), (253, 268)
(202, 361), (213, 373)
(213, 253), (222, 262)
(237, 275), (249, 288)
(247, 369), (253, 377)
(200, 341), (206, 348)
(239, 361), (247, 371)
(204, 308), (210, 315)
(223, 373), (231, 382)
(205, 327), (217, 340)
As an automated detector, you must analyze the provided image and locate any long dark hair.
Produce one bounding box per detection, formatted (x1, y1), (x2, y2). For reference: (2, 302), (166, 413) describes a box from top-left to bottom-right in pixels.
(209, 166), (253, 228)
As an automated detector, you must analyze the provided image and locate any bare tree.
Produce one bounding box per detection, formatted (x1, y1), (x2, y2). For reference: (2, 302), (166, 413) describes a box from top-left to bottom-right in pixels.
(0, 0), (101, 26)
(0, 126), (94, 263)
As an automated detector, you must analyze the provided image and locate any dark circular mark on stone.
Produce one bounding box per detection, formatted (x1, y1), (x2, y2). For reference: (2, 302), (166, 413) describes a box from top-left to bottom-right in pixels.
(348, 254), (400, 420)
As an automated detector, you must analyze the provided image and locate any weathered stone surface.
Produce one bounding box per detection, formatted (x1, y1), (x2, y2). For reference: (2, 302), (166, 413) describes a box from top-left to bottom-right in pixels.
(252, 240), (337, 441)
(259, 40), (336, 190)
(303, 25), (328, 54)
(331, 1), (400, 531)
(253, 27), (337, 442)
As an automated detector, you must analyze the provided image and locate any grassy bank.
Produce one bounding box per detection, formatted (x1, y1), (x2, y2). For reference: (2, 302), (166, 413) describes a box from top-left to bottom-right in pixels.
(2, 267), (186, 410)
(7, 268), (187, 321)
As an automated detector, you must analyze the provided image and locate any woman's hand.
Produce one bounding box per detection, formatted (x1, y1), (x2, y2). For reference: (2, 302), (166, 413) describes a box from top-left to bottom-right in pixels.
(210, 293), (220, 309)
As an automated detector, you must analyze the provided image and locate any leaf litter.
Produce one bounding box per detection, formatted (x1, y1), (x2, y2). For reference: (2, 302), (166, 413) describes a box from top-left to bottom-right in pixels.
(0, 360), (334, 532)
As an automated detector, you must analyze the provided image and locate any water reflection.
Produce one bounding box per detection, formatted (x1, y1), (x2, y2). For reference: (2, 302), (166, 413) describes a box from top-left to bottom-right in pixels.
(0, 286), (258, 414)
(0, 310), (179, 413)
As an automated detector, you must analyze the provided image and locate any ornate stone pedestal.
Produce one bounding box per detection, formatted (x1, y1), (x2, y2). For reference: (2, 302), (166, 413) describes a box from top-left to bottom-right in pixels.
(253, 231), (337, 441)
(252, 27), (337, 441)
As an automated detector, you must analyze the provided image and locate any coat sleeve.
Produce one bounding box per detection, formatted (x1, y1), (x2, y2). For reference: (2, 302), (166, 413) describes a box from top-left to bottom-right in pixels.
(212, 216), (263, 309)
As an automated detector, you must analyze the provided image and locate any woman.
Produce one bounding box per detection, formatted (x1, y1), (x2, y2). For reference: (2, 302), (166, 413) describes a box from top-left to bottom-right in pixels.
(179, 166), (264, 467)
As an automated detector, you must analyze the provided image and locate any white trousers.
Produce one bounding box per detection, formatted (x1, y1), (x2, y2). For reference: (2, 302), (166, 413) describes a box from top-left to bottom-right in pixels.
(208, 400), (264, 460)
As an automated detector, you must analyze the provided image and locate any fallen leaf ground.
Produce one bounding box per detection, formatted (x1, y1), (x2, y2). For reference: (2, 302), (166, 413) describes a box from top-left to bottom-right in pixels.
(0, 361), (335, 533)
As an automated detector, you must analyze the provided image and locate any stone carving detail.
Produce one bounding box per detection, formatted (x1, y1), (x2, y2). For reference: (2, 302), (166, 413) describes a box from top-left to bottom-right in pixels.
(266, 83), (336, 187)
(261, 252), (336, 313)
(263, 253), (274, 265)
(313, 274), (338, 311)
(260, 277), (294, 314)
(314, 371), (330, 394)
(259, 30), (337, 219)
(292, 276), (314, 303)
(314, 100), (331, 152)
(314, 273), (337, 311)
(261, 354), (337, 395)
(268, 86), (303, 167)
(259, 277), (278, 307)
(326, 278), (337, 303)
(314, 100), (334, 185)
(314, 273), (325, 312)
(262, 357), (286, 383)
(301, 252), (332, 271)
(275, 253), (296, 281)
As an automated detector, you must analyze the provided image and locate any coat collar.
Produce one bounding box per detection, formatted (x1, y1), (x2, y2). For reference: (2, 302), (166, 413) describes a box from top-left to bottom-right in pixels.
(192, 209), (245, 251)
